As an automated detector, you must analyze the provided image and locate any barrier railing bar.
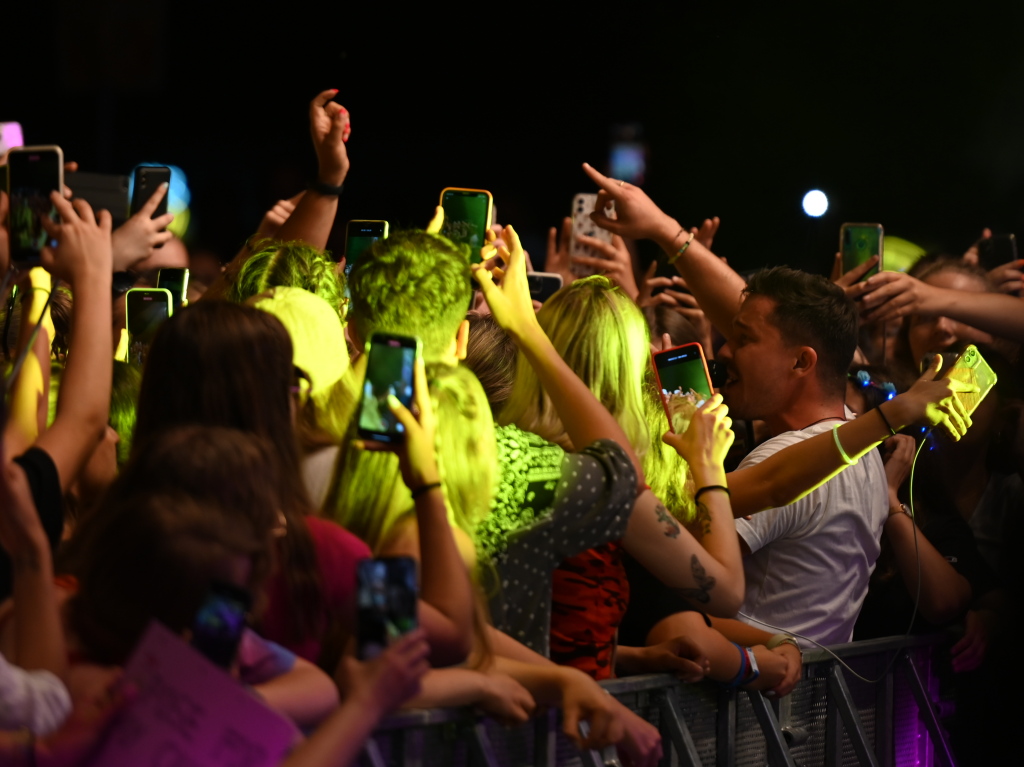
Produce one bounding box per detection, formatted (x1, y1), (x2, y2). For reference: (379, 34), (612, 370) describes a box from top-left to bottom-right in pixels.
(827, 663), (881, 767)
(900, 651), (957, 767)
(747, 689), (798, 767)
(826, 673), (843, 767)
(534, 709), (556, 767)
(656, 689), (705, 767)
(874, 650), (894, 767)
(363, 737), (387, 767)
(469, 722), (501, 767)
(715, 687), (735, 767)
(400, 727), (425, 767)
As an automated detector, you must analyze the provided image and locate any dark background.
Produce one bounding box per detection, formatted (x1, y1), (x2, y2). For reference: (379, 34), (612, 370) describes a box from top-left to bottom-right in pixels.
(4, 3), (1024, 274)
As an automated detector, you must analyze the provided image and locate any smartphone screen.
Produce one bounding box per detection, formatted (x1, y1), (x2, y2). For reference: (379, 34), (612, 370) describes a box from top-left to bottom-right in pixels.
(6, 146), (63, 267)
(191, 582), (252, 670)
(840, 223), (884, 279)
(157, 268), (189, 307)
(653, 342), (713, 433)
(358, 333), (419, 443)
(126, 288), (173, 366)
(527, 272), (563, 303)
(943, 344), (998, 419)
(344, 220), (388, 269)
(356, 557), (418, 660)
(440, 188), (492, 263)
(130, 166), (170, 218)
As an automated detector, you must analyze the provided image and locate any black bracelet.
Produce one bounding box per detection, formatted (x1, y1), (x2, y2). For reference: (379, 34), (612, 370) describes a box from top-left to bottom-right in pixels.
(875, 405), (897, 437)
(694, 485), (730, 505)
(308, 179), (344, 196)
(411, 482), (442, 498)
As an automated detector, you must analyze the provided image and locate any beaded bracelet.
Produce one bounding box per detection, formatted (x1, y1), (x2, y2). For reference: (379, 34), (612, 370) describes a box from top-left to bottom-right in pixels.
(668, 231), (695, 265)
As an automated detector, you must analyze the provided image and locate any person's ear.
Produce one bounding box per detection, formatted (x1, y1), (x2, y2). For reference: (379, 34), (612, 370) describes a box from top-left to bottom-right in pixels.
(455, 319), (470, 361)
(792, 345), (818, 378)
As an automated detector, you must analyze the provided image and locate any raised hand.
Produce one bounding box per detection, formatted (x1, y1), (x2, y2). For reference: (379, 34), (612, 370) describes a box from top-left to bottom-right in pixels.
(581, 163), (680, 247)
(882, 434), (916, 499)
(849, 270), (931, 323)
(354, 357), (439, 490)
(986, 258), (1024, 295)
(571, 232), (639, 300)
(309, 89), (350, 188)
(425, 206), (444, 234)
(472, 224), (540, 342)
(339, 629), (430, 716)
(545, 217), (577, 288)
(478, 669), (536, 724)
(689, 217), (721, 250)
(111, 183), (175, 271)
(255, 192), (305, 241)
(662, 394), (735, 472)
(832, 252), (880, 291)
(886, 354), (976, 441)
(39, 192), (113, 284)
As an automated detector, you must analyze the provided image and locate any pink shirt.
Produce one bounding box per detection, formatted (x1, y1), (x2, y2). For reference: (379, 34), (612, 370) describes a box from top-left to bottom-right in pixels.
(260, 516), (371, 663)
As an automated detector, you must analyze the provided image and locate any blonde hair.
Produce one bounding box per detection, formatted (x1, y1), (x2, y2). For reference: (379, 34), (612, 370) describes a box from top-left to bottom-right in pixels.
(502, 276), (695, 521)
(501, 276), (650, 455)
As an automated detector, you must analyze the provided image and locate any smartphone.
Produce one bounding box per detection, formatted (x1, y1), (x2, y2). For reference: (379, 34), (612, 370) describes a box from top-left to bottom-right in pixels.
(527, 272), (563, 304)
(977, 234), (1018, 271)
(130, 166), (170, 249)
(571, 193), (615, 278)
(126, 287), (173, 366)
(358, 333), (420, 443)
(68, 171), (130, 227)
(5, 146), (63, 268)
(157, 268), (190, 307)
(344, 219), (388, 270)
(356, 557), (418, 660)
(941, 344), (998, 419)
(439, 188), (493, 264)
(191, 582), (252, 670)
(652, 342), (714, 433)
(840, 223), (884, 279)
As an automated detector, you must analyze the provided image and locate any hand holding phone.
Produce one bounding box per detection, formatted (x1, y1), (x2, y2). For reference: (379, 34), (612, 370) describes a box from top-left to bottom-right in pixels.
(839, 223), (884, 281)
(440, 188), (492, 263)
(660, 394), (735, 477)
(652, 342), (714, 433)
(356, 557), (419, 660)
(6, 146), (64, 268)
(355, 336), (440, 491)
(125, 288), (173, 366)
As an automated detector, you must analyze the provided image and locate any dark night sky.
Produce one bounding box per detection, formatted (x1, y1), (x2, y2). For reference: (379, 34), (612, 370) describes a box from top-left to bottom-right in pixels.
(5, 3), (1024, 275)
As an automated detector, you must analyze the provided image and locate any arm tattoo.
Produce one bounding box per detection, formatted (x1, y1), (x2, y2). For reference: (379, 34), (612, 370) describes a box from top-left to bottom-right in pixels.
(655, 502), (681, 539)
(694, 501), (712, 537)
(675, 554), (716, 604)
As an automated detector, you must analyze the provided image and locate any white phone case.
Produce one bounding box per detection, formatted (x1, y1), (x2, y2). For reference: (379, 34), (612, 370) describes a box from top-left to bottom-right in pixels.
(570, 193), (615, 277)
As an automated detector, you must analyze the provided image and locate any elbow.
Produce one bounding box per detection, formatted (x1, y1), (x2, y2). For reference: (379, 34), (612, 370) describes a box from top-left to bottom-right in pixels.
(920, 581), (972, 626)
(430, 633), (472, 667)
(704, 578), (745, 619)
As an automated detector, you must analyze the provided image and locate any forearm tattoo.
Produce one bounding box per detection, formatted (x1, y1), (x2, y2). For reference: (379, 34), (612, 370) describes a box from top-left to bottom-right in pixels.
(655, 502), (681, 539)
(676, 554), (716, 604)
(694, 501), (712, 537)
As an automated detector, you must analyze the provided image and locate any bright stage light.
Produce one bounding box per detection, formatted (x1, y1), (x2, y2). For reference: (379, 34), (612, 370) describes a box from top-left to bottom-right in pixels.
(802, 190), (828, 217)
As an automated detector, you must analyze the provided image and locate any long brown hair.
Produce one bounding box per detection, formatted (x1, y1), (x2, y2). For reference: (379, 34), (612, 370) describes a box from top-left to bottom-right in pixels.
(133, 301), (324, 640)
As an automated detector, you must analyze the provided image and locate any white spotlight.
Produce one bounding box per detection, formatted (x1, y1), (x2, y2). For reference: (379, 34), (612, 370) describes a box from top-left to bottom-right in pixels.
(802, 190), (828, 217)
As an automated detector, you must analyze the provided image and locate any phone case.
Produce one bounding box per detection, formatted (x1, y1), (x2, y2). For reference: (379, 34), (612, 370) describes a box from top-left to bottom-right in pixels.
(652, 342), (713, 433)
(527, 272), (563, 303)
(943, 344), (997, 418)
(839, 223), (884, 280)
(571, 193), (615, 277)
(131, 166), (170, 218)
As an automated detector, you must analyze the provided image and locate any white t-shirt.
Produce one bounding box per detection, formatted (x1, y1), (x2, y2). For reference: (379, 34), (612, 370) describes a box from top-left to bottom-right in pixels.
(734, 420), (888, 647)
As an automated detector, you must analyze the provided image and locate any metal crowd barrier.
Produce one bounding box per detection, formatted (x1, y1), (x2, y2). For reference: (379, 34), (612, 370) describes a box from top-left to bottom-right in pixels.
(362, 634), (952, 767)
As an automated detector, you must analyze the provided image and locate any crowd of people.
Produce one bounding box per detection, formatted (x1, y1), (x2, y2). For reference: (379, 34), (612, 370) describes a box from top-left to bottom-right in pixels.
(0, 89), (1020, 766)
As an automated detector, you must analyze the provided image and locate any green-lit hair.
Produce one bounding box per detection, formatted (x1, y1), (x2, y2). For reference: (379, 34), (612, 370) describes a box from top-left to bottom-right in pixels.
(347, 232), (472, 361)
(501, 276), (650, 456)
(227, 239), (346, 318)
(325, 363), (496, 553)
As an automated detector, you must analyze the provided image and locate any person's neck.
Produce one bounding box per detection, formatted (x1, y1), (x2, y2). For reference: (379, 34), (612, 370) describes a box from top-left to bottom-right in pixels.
(764, 396), (847, 436)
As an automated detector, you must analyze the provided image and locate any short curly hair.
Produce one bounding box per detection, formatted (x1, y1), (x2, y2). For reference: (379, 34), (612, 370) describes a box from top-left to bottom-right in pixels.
(227, 239), (346, 318)
(347, 231), (472, 359)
